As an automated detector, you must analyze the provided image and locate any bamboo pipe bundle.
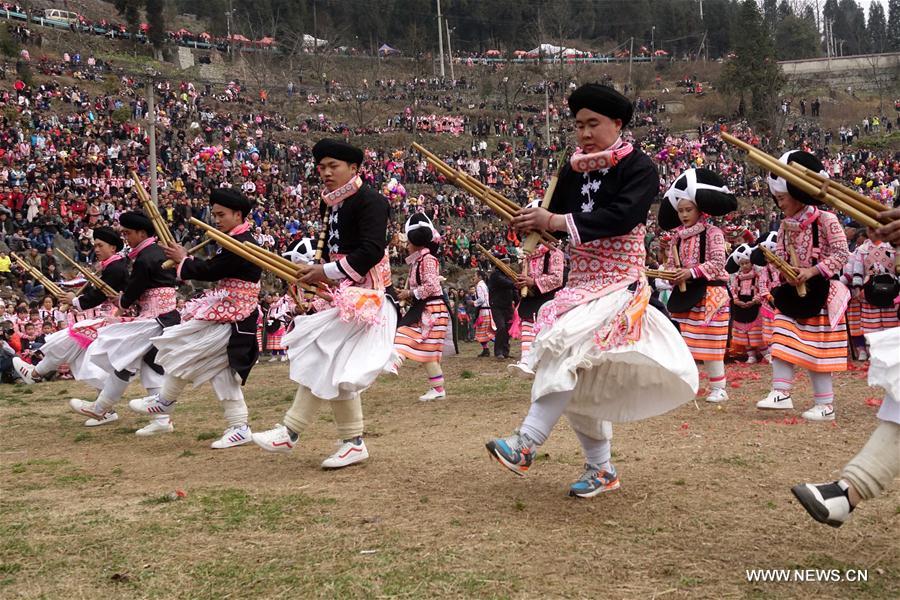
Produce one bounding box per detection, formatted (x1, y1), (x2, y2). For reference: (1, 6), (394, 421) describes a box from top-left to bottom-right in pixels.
(412, 143), (558, 248)
(720, 132), (891, 230)
(161, 239), (214, 269)
(475, 244), (519, 280)
(786, 243), (807, 297)
(131, 172), (176, 246)
(11, 253), (65, 299)
(520, 157), (563, 298)
(54, 249), (117, 297)
(644, 268), (680, 281)
(315, 207), (331, 262)
(188, 218), (330, 301)
(760, 246), (807, 297)
(671, 244), (687, 292)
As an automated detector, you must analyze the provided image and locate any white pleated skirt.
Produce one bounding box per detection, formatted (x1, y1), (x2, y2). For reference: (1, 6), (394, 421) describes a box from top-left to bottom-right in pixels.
(151, 319), (232, 385)
(284, 302), (397, 400)
(524, 287), (698, 438)
(38, 322), (108, 390)
(866, 327), (900, 425)
(87, 319), (165, 389)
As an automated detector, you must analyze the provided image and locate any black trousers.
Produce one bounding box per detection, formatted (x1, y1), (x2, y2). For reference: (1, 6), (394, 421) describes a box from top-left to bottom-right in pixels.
(491, 305), (513, 357)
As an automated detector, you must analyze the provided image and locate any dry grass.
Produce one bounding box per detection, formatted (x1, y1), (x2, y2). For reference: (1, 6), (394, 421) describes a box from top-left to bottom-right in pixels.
(1, 343), (898, 599)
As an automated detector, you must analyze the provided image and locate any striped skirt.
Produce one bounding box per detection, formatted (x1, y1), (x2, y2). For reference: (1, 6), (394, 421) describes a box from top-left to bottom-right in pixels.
(771, 309), (848, 373)
(520, 319), (536, 357)
(761, 303), (776, 346)
(475, 308), (495, 343)
(846, 296), (863, 337)
(395, 299), (450, 363)
(672, 304), (730, 362)
(732, 318), (765, 350)
(859, 300), (899, 335)
(265, 327), (286, 351)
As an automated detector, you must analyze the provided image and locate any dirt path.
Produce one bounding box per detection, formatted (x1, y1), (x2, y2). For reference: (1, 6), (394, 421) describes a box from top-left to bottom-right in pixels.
(1, 345), (897, 598)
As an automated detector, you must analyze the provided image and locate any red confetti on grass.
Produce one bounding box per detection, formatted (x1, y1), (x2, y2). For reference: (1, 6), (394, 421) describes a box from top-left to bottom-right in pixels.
(865, 397), (883, 408)
(680, 422), (690, 430)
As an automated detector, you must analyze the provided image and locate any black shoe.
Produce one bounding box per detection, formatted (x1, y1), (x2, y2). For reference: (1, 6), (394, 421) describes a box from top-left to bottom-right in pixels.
(478, 349), (490, 357)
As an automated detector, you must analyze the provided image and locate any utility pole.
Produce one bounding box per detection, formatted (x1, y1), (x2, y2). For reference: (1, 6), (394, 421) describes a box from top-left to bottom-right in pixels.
(436, 0), (445, 78)
(146, 80), (158, 206)
(544, 84), (550, 147)
(699, 0), (704, 21)
(651, 25), (655, 60)
(627, 37), (634, 88)
(312, 0), (318, 57)
(445, 18), (455, 81)
(225, 0), (233, 58)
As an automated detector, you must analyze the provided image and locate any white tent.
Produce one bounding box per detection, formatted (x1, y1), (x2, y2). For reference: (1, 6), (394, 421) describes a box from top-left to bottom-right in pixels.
(302, 34), (328, 49)
(526, 43), (586, 58)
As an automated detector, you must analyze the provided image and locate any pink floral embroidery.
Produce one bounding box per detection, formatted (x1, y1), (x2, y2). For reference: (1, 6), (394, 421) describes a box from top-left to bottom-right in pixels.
(137, 287), (177, 318)
(329, 280), (384, 327)
(182, 278), (260, 323)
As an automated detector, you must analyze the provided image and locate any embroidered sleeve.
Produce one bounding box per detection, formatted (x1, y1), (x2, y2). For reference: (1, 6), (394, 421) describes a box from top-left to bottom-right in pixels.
(696, 227), (727, 281)
(755, 268), (770, 302)
(664, 239), (676, 270)
(411, 255), (442, 299)
(533, 248), (565, 294)
(816, 213), (849, 278)
(475, 281), (489, 307)
(728, 273), (739, 298)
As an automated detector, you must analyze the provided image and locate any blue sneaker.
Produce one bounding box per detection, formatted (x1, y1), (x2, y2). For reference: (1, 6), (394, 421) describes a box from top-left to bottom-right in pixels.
(486, 431), (535, 476)
(568, 464), (620, 498)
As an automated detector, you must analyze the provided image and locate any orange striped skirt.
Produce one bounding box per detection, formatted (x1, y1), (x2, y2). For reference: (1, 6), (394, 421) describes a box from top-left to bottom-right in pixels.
(671, 305), (731, 362)
(732, 318), (765, 350)
(859, 300), (899, 335)
(395, 299), (450, 363)
(771, 309), (848, 373)
(475, 308), (495, 343)
(846, 296), (862, 337)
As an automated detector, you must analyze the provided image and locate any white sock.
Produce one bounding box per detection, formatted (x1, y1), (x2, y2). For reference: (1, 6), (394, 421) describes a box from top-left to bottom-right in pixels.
(810, 371), (835, 406)
(574, 429), (612, 469)
(706, 360), (726, 390)
(160, 376), (190, 404)
(520, 391), (572, 446)
(94, 373), (131, 413)
(772, 357), (794, 393)
(221, 397), (249, 428)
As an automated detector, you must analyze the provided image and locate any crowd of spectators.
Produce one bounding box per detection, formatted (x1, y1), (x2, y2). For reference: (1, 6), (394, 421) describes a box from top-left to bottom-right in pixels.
(0, 49), (898, 380)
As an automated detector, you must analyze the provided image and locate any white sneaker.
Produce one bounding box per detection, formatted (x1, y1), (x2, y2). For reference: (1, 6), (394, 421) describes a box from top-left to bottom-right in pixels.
(13, 357), (38, 384)
(251, 424), (296, 453)
(211, 424), (253, 449)
(857, 348), (869, 361)
(746, 354), (757, 364)
(802, 404), (836, 422)
(792, 480), (854, 527)
(268, 355), (279, 362)
(128, 394), (175, 415)
(507, 361), (535, 377)
(706, 388), (729, 403)
(756, 390), (793, 410)
(321, 438), (368, 469)
(418, 387), (446, 402)
(68, 398), (106, 420)
(135, 417), (175, 436)
(280, 355), (287, 362)
(84, 411), (119, 427)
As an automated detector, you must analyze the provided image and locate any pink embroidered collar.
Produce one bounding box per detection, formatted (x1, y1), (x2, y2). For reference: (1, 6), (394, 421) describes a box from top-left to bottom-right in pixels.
(128, 236), (157, 259)
(570, 138), (633, 173)
(405, 247), (430, 266)
(677, 220), (707, 240)
(782, 205), (820, 232)
(228, 221), (251, 236)
(100, 253), (123, 269)
(321, 175), (363, 207)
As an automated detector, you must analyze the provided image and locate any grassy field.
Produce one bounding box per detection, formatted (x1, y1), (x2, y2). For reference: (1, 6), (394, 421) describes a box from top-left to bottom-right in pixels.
(1, 343), (898, 599)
